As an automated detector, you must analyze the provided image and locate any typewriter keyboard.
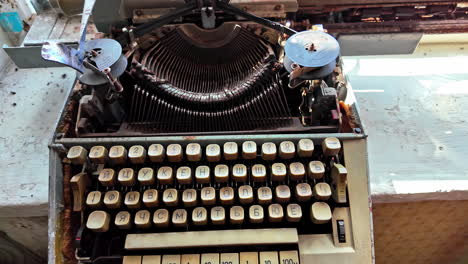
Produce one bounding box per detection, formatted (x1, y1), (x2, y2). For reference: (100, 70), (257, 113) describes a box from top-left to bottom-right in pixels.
(67, 137), (349, 263)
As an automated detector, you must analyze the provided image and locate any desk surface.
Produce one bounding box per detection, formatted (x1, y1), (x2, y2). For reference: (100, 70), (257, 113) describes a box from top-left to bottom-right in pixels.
(1, 43), (468, 218)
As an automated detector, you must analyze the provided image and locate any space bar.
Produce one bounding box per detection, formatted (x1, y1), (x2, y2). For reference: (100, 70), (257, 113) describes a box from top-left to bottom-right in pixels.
(125, 228), (298, 250)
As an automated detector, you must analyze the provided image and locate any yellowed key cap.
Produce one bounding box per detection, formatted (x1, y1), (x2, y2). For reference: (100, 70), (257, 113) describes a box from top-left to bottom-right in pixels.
(201, 187), (216, 205)
(162, 255), (181, 264)
(260, 251), (279, 264)
(221, 253), (239, 264)
(125, 191), (141, 209)
(195, 166), (210, 183)
(103, 190), (122, 209)
(143, 255), (161, 264)
(172, 209), (188, 227)
(138, 167), (154, 185)
(297, 139), (314, 158)
(238, 185), (254, 204)
(275, 185), (291, 203)
(186, 143), (202, 162)
(167, 144), (183, 162)
(86, 210), (110, 232)
(289, 162), (305, 181)
(252, 164), (267, 182)
(118, 168), (136, 186)
(129, 145), (146, 164)
(123, 256), (141, 264)
(230, 206), (244, 224)
(279, 141), (295, 159)
(322, 137), (341, 156)
(143, 189), (158, 207)
(224, 142), (238, 160)
(331, 163), (348, 203)
(201, 253), (219, 264)
(86, 191), (102, 209)
(311, 202), (332, 224)
(257, 187), (272, 205)
(182, 189), (197, 207)
(157, 166), (173, 184)
(182, 254), (200, 264)
(214, 164), (229, 183)
(232, 164), (247, 182)
(192, 207), (208, 225)
(240, 252), (258, 264)
(220, 187), (235, 205)
(148, 144), (165, 162)
(261, 142), (277, 161)
(109, 145), (127, 165)
(242, 141), (257, 159)
(206, 144), (221, 162)
(89, 146), (108, 164)
(271, 163), (287, 181)
(295, 183), (312, 202)
(176, 166), (192, 184)
(98, 168), (116, 186)
(308, 161), (325, 179)
(135, 209), (151, 228)
(279, 251), (299, 264)
(211, 206), (225, 225)
(163, 189), (178, 206)
(268, 204), (284, 222)
(153, 209), (169, 227)
(115, 211), (131, 229)
(286, 204), (302, 222)
(70, 173), (88, 211)
(313, 182), (331, 200)
(249, 205), (264, 223)
(67, 146), (88, 165)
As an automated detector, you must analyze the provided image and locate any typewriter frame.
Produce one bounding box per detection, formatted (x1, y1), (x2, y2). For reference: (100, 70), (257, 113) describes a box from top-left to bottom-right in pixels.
(48, 70), (373, 263)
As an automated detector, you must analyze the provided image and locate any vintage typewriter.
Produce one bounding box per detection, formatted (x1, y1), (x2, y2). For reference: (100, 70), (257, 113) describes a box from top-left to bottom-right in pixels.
(46, 0), (372, 263)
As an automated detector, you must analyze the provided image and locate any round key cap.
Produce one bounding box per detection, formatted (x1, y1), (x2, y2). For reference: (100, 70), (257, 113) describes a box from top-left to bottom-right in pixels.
(103, 191), (121, 209)
(268, 203), (284, 222)
(257, 187), (272, 205)
(201, 187), (216, 205)
(224, 142), (238, 160)
(297, 139), (314, 158)
(172, 209), (188, 227)
(182, 189), (197, 207)
(115, 211), (131, 229)
(271, 163), (287, 181)
(311, 202), (332, 224)
(153, 209), (169, 227)
(186, 143), (202, 162)
(118, 168), (135, 186)
(195, 166), (210, 183)
(98, 168), (116, 186)
(211, 206), (226, 225)
(322, 137), (341, 156)
(148, 144), (165, 162)
(206, 144), (221, 162)
(163, 189), (178, 206)
(275, 185), (291, 203)
(128, 145), (146, 164)
(262, 142), (277, 160)
(135, 209), (151, 228)
(314, 182), (332, 200)
(279, 141), (295, 159)
(176, 166), (192, 184)
(157, 166), (173, 184)
(167, 144), (183, 162)
(230, 206), (245, 224)
(86, 210), (110, 232)
(89, 146), (108, 164)
(238, 185), (254, 204)
(295, 183), (312, 202)
(249, 205), (264, 223)
(137, 167), (154, 185)
(67, 146), (88, 165)
(192, 207), (208, 225)
(286, 204), (302, 222)
(86, 191), (102, 209)
(252, 164), (267, 182)
(242, 141), (257, 159)
(109, 145), (127, 165)
(232, 164), (247, 182)
(308, 161), (325, 179)
(220, 187), (235, 205)
(142, 189), (158, 207)
(124, 191), (141, 209)
(214, 164), (229, 183)
(289, 162), (305, 181)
